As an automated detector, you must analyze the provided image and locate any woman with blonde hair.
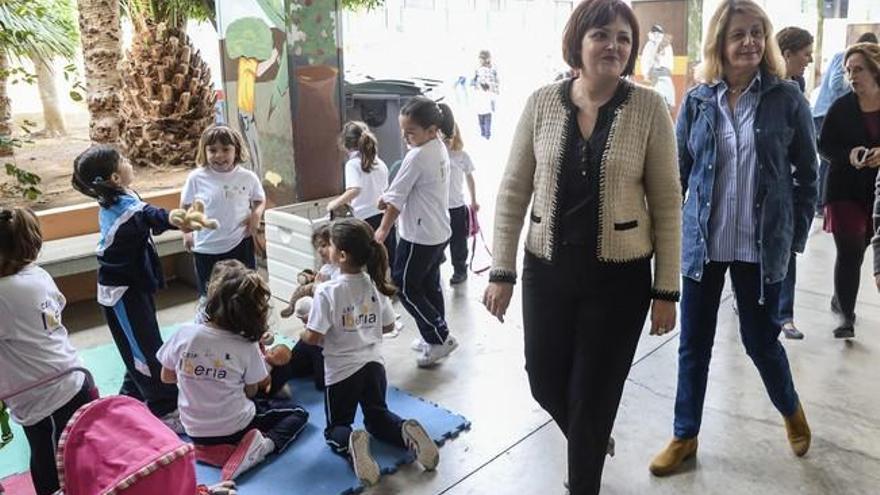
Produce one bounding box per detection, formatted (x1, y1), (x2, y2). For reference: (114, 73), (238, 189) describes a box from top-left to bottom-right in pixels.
(649, 0), (817, 476)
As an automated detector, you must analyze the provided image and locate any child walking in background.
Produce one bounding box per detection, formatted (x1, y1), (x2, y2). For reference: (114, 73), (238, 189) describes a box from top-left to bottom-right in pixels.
(182, 125), (266, 297)
(0, 207), (94, 495)
(375, 97), (458, 368)
(475, 82), (494, 140)
(300, 219), (439, 486)
(158, 260), (309, 481)
(328, 121), (397, 264)
(71, 145), (182, 431)
(444, 123), (478, 285)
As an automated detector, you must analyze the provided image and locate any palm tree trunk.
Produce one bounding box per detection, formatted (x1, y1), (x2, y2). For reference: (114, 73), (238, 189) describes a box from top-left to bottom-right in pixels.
(31, 55), (67, 137)
(77, 0), (123, 144)
(686, 0), (703, 87)
(0, 50), (12, 157)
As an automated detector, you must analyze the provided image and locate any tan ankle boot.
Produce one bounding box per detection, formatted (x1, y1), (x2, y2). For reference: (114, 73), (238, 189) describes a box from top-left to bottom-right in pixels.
(784, 402), (811, 456)
(649, 437), (698, 476)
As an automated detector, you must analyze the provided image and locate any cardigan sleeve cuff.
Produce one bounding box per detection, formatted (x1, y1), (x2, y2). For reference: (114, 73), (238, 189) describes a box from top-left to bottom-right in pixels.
(651, 288), (680, 302)
(489, 269), (517, 285)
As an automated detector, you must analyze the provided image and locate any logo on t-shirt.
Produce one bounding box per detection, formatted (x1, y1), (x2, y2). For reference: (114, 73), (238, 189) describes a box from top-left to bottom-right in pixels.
(39, 298), (63, 333)
(341, 296), (379, 330)
(181, 350), (230, 380)
(222, 184), (249, 200)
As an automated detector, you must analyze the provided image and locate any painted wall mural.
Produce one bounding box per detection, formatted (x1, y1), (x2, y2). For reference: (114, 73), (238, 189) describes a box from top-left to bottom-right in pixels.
(216, 0), (344, 207)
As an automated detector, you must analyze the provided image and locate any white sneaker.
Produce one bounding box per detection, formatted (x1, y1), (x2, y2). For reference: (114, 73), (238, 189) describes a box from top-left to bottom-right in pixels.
(160, 410), (186, 435)
(349, 429), (380, 486)
(384, 321), (403, 339)
(416, 335), (459, 368)
(221, 429), (275, 480)
(401, 419), (439, 470)
(410, 337), (427, 352)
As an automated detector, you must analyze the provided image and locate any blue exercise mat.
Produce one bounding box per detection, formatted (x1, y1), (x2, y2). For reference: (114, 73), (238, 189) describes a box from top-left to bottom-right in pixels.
(0, 326), (470, 495)
(195, 376), (470, 494)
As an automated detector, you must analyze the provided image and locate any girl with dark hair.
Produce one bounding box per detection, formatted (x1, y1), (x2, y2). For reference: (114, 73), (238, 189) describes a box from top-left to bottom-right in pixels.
(375, 97), (459, 368)
(300, 218), (439, 486)
(71, 145), (184, 432)
(0, 207), (93, 495)
(328, 121), (396, 263)
(158, 259), (309, 481)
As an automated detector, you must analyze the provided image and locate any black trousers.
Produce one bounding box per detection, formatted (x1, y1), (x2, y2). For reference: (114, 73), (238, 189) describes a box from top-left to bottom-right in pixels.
(22, 384), (92, 495)
(282, 339), (326, 391)
(192, 236), (256, 296)
(103, 288), (178, 417)
(324, 362), (406, 455)
(190, 397), (309, 453)
(448, 205), (470, 275)
(522, 247), (651, 495)
(832, 229), (872, 323)
(392, 239), (449, 344)
(365, 213), (397, 268)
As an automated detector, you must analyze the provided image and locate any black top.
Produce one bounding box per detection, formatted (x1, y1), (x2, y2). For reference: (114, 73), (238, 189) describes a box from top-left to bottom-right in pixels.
(818, 91), (880, 207)
(557, 78), (632, 253)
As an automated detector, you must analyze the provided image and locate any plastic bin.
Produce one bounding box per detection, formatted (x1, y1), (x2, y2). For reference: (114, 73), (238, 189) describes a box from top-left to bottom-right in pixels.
(264, 197), (333, 303)
(345, 78), (439, 168)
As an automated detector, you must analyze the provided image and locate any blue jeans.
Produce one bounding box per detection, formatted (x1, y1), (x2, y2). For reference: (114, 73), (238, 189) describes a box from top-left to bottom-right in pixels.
(776, 254), (797, 325)
(674, 262), (799, 439)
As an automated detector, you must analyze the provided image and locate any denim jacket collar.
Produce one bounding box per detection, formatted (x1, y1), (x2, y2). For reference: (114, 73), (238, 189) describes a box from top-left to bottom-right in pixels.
(691, 69), (782, 102)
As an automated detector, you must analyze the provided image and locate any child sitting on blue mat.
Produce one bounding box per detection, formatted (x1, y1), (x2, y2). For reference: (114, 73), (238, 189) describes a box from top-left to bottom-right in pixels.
(158, 260), (309, 481)
(300, 218), (439, 486)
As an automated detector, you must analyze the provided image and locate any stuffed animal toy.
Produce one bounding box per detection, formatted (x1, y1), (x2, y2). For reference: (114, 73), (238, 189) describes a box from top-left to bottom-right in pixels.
(169, 200), (220, 231)
(280, 269), (318, 318)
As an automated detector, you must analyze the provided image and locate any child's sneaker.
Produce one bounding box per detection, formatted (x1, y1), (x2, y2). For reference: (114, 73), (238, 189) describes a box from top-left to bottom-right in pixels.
(416, 335), (459, 368)
(349, 429), (380, 486)
(221, 429), (275, 480)
(160, 409), (186, 435)
(384, 320), (403, 339)
(410, 337), (427, 352)
(401, 419), (439, 470)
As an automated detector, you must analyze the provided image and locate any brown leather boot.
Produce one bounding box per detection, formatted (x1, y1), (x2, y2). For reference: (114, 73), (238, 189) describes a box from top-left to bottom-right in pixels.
(784, 402), (811, 456)
(649, 437), (698, 476)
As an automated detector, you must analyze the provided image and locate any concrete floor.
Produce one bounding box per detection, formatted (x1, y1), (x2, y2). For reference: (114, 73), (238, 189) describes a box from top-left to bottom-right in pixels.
(63, 224), (880, 495)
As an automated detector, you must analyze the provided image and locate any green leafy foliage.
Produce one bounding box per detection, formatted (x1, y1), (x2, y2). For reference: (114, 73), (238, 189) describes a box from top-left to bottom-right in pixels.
(0, 0), (78, 61)
(341, 0), (384, 11)
(1, 120), (42, 201)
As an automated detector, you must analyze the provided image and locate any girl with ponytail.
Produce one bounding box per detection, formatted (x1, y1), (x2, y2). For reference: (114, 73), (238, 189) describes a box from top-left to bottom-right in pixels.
(375, 97), (459, 368)
(328, 121), (396, 263)
(299, 218), (439, 486)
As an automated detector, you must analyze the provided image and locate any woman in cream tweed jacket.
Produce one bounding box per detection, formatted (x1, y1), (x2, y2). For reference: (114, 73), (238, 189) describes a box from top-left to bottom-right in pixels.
(481, 0), (681, 492)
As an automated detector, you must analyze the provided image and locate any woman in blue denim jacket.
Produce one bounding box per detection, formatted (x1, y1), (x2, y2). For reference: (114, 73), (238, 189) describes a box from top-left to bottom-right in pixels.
(649, 0), (818, 477)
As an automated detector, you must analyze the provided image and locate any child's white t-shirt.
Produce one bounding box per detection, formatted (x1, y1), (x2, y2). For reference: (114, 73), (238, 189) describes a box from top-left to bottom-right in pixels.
(447, 149), (475, 209)
(157, 323), (269, 437)
(0, 265), (84, 426)
(380, 138), (451, 246)
(344, 152), (389, 220)
(181, 165), (266, 255)
(474, 88), (494, 115)
(318, 262), (340, 281)
(307, 272), (395, 386)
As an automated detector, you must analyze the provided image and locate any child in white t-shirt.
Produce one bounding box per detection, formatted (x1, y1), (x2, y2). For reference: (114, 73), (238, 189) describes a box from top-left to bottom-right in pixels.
(182, 125), (266, 297)
(158, 260), (308, 481)
(300, 218), (439, 486)
(444, 122), (479, 285)
(328, 121), (397, 263)
(0, 207), (93, 495)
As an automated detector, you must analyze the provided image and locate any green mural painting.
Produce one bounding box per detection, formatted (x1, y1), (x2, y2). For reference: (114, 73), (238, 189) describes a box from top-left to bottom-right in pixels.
(217, 0), (344, 207)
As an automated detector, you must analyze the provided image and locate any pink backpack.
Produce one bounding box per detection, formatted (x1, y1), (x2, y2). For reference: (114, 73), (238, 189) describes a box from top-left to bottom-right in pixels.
(56, 395), (196, 495)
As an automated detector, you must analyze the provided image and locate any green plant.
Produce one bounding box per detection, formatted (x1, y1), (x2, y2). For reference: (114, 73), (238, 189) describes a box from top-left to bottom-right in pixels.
(1, 119), (42, 200)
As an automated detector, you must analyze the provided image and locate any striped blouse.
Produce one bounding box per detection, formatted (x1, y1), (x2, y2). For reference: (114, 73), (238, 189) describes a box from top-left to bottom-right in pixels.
(708, 74), (761, 263)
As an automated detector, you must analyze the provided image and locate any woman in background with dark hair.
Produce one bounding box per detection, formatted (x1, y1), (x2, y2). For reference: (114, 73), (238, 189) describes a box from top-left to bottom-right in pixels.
(819, 41), (880, 339)
(773, 25), (815, 340)
(482, 0), (681, 492)
(375, 97), (458, 368)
